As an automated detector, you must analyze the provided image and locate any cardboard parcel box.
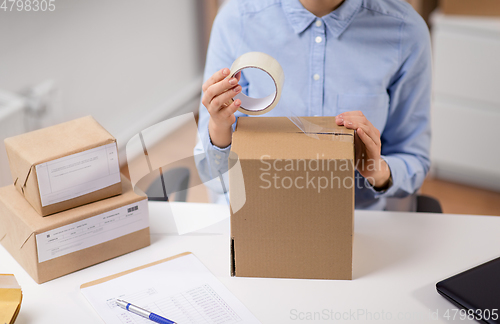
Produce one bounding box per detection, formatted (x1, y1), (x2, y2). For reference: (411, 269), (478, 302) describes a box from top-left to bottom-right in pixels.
(229, 117), (354, 280)
(4, 116), (122, 216)
(0, 176), (150, 284)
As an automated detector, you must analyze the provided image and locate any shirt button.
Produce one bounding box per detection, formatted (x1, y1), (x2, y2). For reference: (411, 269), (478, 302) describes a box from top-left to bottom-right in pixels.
(315, 20), (322, 27)
(313, 74), (320, 81)
(315, 36), (322, 43)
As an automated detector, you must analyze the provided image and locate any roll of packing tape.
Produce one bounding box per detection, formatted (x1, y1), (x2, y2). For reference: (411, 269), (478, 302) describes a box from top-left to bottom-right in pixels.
(228, 52), (285, 116)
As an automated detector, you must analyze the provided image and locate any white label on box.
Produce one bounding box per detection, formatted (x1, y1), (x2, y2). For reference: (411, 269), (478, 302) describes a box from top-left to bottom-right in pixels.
(35, 199), (149, 263)
(35, 143), (121, 207)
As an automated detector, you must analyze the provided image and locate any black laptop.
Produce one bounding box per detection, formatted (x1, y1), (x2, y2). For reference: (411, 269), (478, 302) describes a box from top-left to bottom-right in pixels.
(436, 257), (500, 324)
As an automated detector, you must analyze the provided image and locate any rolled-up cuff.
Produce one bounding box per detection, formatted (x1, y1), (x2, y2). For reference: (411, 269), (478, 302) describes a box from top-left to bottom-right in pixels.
(207, 126), (231, 169)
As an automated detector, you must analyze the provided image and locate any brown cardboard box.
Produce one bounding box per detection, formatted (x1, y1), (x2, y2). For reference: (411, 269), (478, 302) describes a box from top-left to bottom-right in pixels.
(440, 0), (500, 16)
(229, 117), (355, 280)
(4, 116), (122, 216)
(0, 176), (150, 284)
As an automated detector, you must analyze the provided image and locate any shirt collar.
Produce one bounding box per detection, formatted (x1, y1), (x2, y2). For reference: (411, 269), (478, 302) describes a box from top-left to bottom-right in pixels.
(282, 0), (362, 37)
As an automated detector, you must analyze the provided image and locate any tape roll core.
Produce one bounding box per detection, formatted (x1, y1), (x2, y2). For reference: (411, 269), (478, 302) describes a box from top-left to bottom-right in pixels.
(228, 52), (284, 116)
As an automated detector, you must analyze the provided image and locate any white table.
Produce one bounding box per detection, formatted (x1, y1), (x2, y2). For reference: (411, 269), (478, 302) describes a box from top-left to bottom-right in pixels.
(1, 202), (500, 323)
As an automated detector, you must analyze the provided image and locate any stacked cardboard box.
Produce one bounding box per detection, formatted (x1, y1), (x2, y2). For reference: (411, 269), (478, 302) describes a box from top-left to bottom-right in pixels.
(0, 116), (150, 284)
(4, 116), (122, 216)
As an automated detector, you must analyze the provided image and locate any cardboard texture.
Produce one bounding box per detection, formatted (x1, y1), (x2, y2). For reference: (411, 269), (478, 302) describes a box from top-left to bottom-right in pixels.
(0, 274), (22, 324)
(440, 0), (500, 16)
(229, 117), (355, 280)
(0, 176), (150, 284)
(4, 116), (122, 216)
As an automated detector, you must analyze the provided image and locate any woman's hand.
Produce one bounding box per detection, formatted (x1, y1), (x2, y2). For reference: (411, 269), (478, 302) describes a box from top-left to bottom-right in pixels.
(201, 68), (242, 148)
(336, 111), (391, 189)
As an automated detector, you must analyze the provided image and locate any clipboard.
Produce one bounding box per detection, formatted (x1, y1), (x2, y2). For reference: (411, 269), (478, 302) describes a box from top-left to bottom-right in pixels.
(80, 251), (191, 289)
(80, 251), (262, 324)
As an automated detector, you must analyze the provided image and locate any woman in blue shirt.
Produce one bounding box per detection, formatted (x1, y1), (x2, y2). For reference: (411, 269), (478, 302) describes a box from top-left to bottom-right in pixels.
(195, 0), (432, 210)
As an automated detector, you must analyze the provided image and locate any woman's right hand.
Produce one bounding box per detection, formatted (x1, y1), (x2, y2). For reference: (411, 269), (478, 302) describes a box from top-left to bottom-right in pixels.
(202, 68), (242, 148)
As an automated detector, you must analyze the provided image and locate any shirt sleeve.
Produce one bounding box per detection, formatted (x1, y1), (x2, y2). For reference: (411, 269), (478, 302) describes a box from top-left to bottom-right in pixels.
(194, 0), (242, 191)
(368, 11), (432, 198)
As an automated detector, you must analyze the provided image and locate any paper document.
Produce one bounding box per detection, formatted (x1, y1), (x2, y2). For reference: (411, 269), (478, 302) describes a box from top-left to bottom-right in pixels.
(36, 199), (149, 263)
(36, 143), (121, 206)
(81, 253), (261, 324)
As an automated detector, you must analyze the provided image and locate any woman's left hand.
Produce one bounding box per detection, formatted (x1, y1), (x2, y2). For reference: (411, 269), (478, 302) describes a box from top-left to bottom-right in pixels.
(335, 111), (391, 189)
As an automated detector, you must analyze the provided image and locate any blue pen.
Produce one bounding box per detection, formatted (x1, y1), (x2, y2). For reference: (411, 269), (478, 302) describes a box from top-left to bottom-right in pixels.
(116, 299), (176, 324)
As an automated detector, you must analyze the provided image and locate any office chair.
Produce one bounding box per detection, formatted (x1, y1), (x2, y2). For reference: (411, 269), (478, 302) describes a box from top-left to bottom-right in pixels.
(386, 194), (443, 213)
(136, 167), (190, 202)
(416, 195), (443, 213)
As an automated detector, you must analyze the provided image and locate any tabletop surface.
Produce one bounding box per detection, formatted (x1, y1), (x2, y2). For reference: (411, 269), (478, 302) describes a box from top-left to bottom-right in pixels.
(1, 202), (500, 324)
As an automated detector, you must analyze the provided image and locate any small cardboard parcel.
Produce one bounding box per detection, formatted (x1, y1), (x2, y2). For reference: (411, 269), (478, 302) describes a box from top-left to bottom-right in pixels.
(229, 117), (355, 280)
(4, 116), (122, 216)
(0, 176), (150, 284)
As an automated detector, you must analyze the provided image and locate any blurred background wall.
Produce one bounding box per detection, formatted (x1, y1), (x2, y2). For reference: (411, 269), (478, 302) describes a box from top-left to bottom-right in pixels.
(0, 0), (219, 186)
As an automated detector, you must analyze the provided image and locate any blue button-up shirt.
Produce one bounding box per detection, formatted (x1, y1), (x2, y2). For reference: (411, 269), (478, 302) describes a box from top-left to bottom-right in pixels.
(195, 0), (432, 210)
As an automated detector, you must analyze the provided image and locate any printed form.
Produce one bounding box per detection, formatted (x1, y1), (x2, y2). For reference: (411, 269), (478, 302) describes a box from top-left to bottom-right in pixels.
(81, 253), (261, 324)
(36, 200), (149, 263)
(36, 143), (121, 207)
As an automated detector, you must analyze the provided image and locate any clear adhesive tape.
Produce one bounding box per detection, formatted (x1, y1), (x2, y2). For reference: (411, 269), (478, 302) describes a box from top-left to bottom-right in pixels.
(228, 52), (285, 116)
(228, 52), (352, 141)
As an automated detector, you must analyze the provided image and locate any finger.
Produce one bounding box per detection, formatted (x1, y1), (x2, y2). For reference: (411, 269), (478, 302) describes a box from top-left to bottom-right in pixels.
(356, 127), (378, 154)
(205, 76), (240, 105)
(342, 116), (381, 146)
(341, 116), (368, 129)
(336, 110), (363, 121)
(202, 68), (230, 92)
(354, 130), (364, 162)
(221, 99), (241, 118)
(235, 71), (241, 82)
(336, 114), (344, 126)
(336, 111), (363, 125)
(209, 85), (242, 114)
